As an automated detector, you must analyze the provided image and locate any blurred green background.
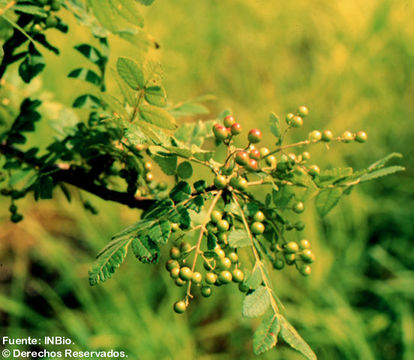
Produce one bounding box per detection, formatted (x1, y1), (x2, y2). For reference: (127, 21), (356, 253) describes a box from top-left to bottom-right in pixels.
(1, 0), (413, 359)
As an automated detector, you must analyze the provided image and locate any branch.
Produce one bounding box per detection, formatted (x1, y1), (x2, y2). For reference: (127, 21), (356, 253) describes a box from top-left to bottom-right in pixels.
(0, 143), (156, 210)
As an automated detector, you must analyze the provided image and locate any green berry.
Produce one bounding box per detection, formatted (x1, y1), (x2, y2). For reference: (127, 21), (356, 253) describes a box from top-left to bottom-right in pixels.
(293, 201), (305, 214)
(308, 164), (320, 176)
(144, 161), (152, 171)
(223, 115), (236, 128)
(251, 222), (265, 235)
(238, 282), (249, 293)
(166, 259), (180, 271)
(301, 151), (311, 161)
(214, 248), (226, 258)
(180, 241), (192, 253)
(322, 130), (334, 142)
(291, 115), (303, 128)
(192, 271), (203, 283)
(170, 267), (180, 279)
(285, 241), (299, 253)
(145, 172), (154, 183)
(298, 105), (309, 117)
(218, 270), (232, 283)
(342, 131), (354, 142)
(214, 175), (227, 189)
(301, 249), (315, 263)
(170, 247), (181, 260)
(201, 286), (212, 297)
(228, 252), (239, 263)
(175, 278), (186, 286)
(217, 219), (230, 232)
(179, 267), (193, 281)
(232, 269), (244, 283)
(355, 131), (368, 143)
(51, 0), (61, 11)
(259, 147), (270, 157)
(273, 259), (285, 270)
(45, 16), (58, 28)
(299, 239), (311, 249)
(173, 300), (187, 314)
(210, 210), (222, 223)
(284, 253), (296, 264)
(9, 204), (17, 213)
(235, 151), (249, 166)
(217, 232), (228, 245)
(253, 211), (265, 222)
(171, 223), (180, 232)
(205, 272), (217, 285)
(285, 113), (295, 125)
(294, 221), (305, 231)
(265, 155), (277, 167)
(309, 130), (322, 142)
(219, 257), (232, 269)
(300, 265), (312, 276)
(248, 129), (262, 143)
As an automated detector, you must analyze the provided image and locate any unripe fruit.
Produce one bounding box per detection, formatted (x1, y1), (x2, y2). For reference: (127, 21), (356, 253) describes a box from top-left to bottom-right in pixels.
(322, 130), (334, 142)
(235, 151), (250, 166)
(170, 267), (180, 279)
(299, 239), (311, 249)
(45, 16), (58, 28)
(253, 211), (265, 222)
(192, 271), (203, 283)
(219, 257), (232, 269)
(205, 272), (218, 285)
(180, 241), (192, 253)
(232, 269), (244, 283)
(355, 131), (368, 143)
(179, 267), (193, 281)
(175, 278), (186, 286)
(308, 164), (320, 176)
(249, 149), (261, 160)
(201, 286), (212, 297)
(214, 248), (226, 258)
(145, 172), (154, 182)
(265, 155), (277, 167)
(301, 249), (315, 263)
(166, 259), (179, 271)
(228, 252), (239, 263)
(213, 124), (229, 140)
(301, 151), (311, 161)
(217, 219), (230, 232)
(273, 259), (285, 270)
(246, 159), (259, 172)
(285, 241), (299, 253)
(217, 232), (228, 245)
(300, 265), (312, 276)
(251, 222), (265, 235)
(144, 161), (152, 171)
(285, 113), (295, 125)
(236, 177), (248, 191)
(218, 270), (232, 283)
(291, 115), (303, 128)
(223, 115), (236, 128)
(309, 130), (322, 142)
(293, 201), (305, 214)
(297, 105), (309, 117)
(170, 247), (181, 260)
(288, 153), (297, 163)
(210, 210), (222, 223)
(260, 147), (270, 157)
(342, 131), (354, 143)
(214, 175), (227, 189)
(238, 282), (249, 293)
(294, 221), (305, 231)
(51, 0), (61, 11)
(231, 123), (242, 135)
(284, 253), (296, 264)
(173, 300), (187, 314)
(248, 129), (262, 143)
(171, 223), (180, 232)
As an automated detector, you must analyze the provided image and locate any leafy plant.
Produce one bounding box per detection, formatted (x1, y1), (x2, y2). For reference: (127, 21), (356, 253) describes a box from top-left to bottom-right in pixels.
(0, 1), (404, 359)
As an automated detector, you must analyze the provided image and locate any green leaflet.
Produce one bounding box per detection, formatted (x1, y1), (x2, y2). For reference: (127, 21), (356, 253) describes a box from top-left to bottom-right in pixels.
(269, 112), (281, 139)
(88, 237), (133, 286)
(109, 0), (144, 28)
(152, 153), (178, 175)
(228, 229), (251, 248)
(131, 237), (159, 264)
(117, 56), (145, 90)
(74, 44), (105, 67)
(245, 262), (263, 289)
(253, 312), (280, 355)
(140, 104), (177, 130)
(145, 85), (167, 107)
(169, 181), (192, 203)
(359, 166), (405, 183)
(177, 161), (193, 179)
(73, 94), (102, 109)
(315, 187), (343, 217)
(279, 315), (317, 360)
(68, 68), (101, 86)
(368, 152), (403, 171)
(242, 286), (270, 318)
(174, 120), (215, 147)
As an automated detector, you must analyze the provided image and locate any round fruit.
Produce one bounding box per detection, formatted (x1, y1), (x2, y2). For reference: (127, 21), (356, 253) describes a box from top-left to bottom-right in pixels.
(166, 259), (179, 271)
(235, 151), (249, 166)
(301, 151), (311, 160)
(51, 0), (61, 11)
(217, 219), (230, 232)
(265, 155), (277, 167)
(228, 252), (239, 263)
(144, 161), (152, 171)
(210, 210), (222, 223)
(284, 253), (296, 264)
(201, 286), (212, 297)
(309, 130), (322, 142)
(300, 265), (312, 276)
(237, 177), (248, 191)
(285, 241), (299, 253)
(45, 16), (58, 28)
(238, 282), (249, 293)
(224, 115), (236, 128)
(219, 257), (232, 269)
(231, 123), (242, 135)
(308, 164), (320, 176)
(273, 259), (285, 270)
(285, 113), (295, 125)
(301, 249), (315, 263)
(249, 148), (261, 160)
(251, 222), (265, 235)
(298, 105), (309, 117)
(192, 272), (203, 283)
(173, 300), (187, 314)
(145, 172), (154, 183)
(213, 124), (229, 140)
(342, 131), (354, 143)
(214, 248), (226, 258)
(288, 153), (297, 163)
(291, 115), (303, 128)
(180, 241), (192, 253)
(175, 278), (186, 286)
(260, 147), (270, 157)
(179, 267), (193, 281)
(170, 247), (181, 260)
(248, 129), (262, 143)
(293, 201), (305, 214)
(254, 211), (265, 222)
(217, 232), (228, 245)
(205, 272), (218, 285)
(171, 223), (180, 232)
(218, 270), (232, 283)
(299, 239), (311, 249)
(214, 175), (227, 189)
(294, 221), (305, 231)
(170, 267), (180, 279)
(232, 269), (244, 283)
(246, 159), (258, 172)
(322, 130), (334, 142)
(355, 131), (368, 143)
